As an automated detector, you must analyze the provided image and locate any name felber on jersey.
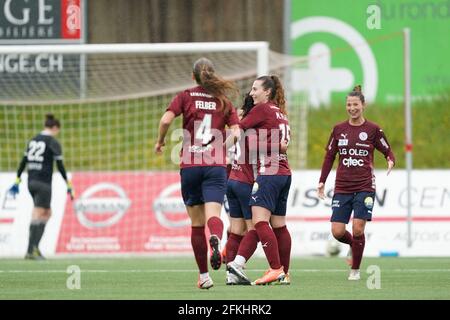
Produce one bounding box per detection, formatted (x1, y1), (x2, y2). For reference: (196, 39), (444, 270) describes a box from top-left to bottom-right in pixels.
(195, 100), (216, 110)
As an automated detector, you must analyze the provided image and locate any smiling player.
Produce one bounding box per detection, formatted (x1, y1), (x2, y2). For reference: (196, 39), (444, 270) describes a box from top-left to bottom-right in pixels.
(317, 85), (395, 280)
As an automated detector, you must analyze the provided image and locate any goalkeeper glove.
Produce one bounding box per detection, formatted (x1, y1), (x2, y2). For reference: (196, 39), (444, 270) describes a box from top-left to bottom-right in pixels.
(8, 177), (21, 198)
(67, 181), (75, 200)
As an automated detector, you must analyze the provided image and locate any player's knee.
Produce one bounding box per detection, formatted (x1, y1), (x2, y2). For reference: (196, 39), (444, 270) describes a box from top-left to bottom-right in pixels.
(270, 215), (286, 229)
(190, 219), (205, 227)
(331, 227), (345, 240)
(42, 210), (52, 221)
(230, 221), (245, 236)
(352, 228), (364, 237)
(352, 222), (365, 237)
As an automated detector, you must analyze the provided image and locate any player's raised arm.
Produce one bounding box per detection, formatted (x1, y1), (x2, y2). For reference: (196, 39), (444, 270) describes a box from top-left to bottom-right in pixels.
(155, 110), (176, 154)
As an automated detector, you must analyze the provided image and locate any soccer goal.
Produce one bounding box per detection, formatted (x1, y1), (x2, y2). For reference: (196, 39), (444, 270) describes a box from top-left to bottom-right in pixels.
(0, 42), (308, 257)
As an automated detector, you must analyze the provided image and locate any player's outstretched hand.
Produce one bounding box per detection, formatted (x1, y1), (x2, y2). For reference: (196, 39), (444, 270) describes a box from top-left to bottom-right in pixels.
(8, 177), (21, 199)
(67, 181), (75, 200)
(154, 141), (165, 154)
(387, 159), (394, 176)
(317, 182), (325, 200)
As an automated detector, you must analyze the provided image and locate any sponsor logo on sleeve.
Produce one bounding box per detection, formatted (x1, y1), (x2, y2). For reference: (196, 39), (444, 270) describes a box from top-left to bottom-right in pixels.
(380, 137), (389, 149)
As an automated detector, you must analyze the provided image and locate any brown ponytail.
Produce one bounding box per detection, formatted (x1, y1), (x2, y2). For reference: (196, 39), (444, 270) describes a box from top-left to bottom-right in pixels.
(347, 85), (365, 104)
(256, 75), (287, 114)
(193, 57), (238, 115)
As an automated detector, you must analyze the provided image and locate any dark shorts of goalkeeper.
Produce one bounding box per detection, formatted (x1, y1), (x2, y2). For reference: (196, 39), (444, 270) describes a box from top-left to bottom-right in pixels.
(28, 180), (52, 209)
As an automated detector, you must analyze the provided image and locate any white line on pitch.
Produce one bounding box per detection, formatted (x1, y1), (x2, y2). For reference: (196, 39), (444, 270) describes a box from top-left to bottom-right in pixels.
(1, 269), (450, 273)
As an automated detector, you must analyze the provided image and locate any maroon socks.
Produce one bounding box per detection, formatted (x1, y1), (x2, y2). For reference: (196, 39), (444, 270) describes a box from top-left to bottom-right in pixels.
(338, 230), (353, 245)
(225, 233), (243, 263)
(352, 234), (365, 269)
(191, 226), (208, 273)
(236, 229), (259, 262)
(254, 221), (281, 270)
(273, 225), (291, 274)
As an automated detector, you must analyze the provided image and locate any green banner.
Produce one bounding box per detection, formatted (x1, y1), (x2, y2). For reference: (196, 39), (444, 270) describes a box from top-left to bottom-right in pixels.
(290, 0), (450, 106)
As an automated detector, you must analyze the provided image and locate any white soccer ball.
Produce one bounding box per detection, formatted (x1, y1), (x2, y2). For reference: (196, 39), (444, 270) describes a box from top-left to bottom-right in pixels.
(326, 239), (341, 257)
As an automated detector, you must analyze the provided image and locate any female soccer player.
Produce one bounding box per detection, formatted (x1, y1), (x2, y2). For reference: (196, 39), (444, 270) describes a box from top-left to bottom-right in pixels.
(8, 114), (74, 260)
(154, 57), (240, 289)
(224, 93), (256, 285)
(317, 85), (395, 280)
(226, 92), (289, 285)
(231, 75), (292, 286)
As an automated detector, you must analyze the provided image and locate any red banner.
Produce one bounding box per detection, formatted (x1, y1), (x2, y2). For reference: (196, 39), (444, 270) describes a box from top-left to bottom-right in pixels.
(61, 0), (82, 39)
(56, 172), (193, 253)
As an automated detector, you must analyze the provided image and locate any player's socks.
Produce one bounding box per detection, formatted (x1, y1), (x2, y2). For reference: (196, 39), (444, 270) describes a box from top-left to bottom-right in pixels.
(234, 255), (246, 267)
(34, 221), (47, 249)
(236, 229), (259, 263)
(338, 230), (353, 245)
(207, 216), (223, 240)
(191, 226), (208, 273)
(225, 233), (243, 263)
(273, 225), (291, 274)
(337, 231), (354, 266)
(27, 221), (39, 254)
(351, 234), (365, 270)
(254, 221), (281, 270)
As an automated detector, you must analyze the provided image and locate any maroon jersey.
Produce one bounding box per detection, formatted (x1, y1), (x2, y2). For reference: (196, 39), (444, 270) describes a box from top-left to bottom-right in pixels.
(240, 102), (291, 176)
(319, 120), (395, 193)
(167, 86), (239, 168)
(229, 134), (256, 185)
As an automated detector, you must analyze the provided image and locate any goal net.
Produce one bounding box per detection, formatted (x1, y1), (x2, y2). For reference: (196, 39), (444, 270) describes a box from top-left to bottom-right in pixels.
(0, 42), (308, 257)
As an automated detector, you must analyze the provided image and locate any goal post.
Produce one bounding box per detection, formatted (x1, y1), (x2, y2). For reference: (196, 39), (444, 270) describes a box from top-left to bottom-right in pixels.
(0, 41), (269, 77)
(0, 41), (273, 105)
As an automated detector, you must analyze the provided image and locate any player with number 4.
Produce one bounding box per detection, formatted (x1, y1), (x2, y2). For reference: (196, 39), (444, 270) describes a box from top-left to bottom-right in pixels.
(155, 58), (240, 289)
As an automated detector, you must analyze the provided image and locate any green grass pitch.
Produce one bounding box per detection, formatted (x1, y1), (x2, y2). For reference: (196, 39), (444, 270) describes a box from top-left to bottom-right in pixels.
(0, 257), (449, 300)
